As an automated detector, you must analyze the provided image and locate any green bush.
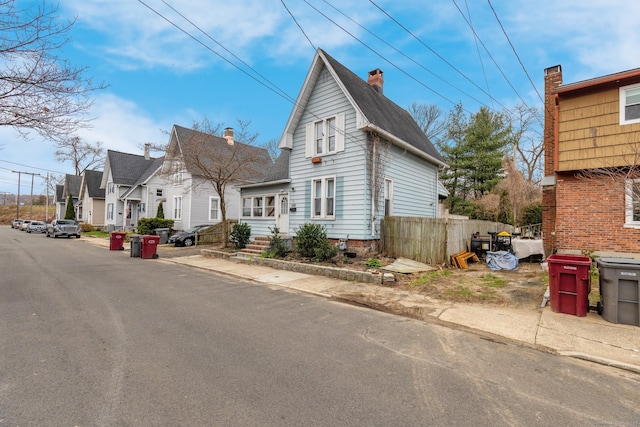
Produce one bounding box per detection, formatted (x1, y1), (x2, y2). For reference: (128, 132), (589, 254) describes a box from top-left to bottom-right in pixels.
(366, 258), (381, 269)
(156, 201), (165, 219)
(267, 227), (289, 258)
(295, 223), (338, 261)
(79, 223), (95, 232)
(137, 217), (174, 235)
(230, 222), (251, 249)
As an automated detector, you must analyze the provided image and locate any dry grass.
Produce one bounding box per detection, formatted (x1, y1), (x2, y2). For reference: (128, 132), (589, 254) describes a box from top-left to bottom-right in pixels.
(0, 205), (55, 224)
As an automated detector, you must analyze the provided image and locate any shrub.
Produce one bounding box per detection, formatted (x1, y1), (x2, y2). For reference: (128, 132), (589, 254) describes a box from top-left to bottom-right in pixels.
(267, 227), (289, 258)
(64, 193), (75, 220)
(295, 223), (337, 261)
(137, 217), (174, 235)
(79, 223), (95, 232)
(366, 258), (381, 269)
(156, 201), (164, 219)
(230, 222), (251, 249)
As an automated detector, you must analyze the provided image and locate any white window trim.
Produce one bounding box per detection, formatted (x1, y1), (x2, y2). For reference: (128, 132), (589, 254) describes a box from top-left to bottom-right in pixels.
(311, 176), (336, 220)
(619, 83), (640, 125)
(241, 195), (276, 219)
(173, 195), (182, 220)
(384, 178), (393, 216)
(209, 196), (219, 221)
(624, 178), (640, 227)
(305, 113), (345, 157)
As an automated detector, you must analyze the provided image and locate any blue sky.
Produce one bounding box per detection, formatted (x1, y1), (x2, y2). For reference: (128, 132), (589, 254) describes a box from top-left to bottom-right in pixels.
(2, 0), (640, 195)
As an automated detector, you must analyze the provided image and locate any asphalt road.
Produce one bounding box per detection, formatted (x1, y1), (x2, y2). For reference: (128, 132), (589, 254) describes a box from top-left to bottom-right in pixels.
(1, 226), (639, 426)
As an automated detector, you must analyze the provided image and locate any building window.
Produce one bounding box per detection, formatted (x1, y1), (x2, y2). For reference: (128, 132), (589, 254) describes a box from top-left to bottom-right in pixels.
(620, 84), (640, 125)
(241, 195), (276, 218)
(209, 197), (219, 221)
(384, 178), (393, 216)
(173, 196), (182, 220)
(312, 177), (336, 219)
(107, 203), (114, 220)
(173, 172), (183, 185)
(138, 203), (146, 213)
(305, 114), (345, 157)
(156, 189), (163, 197)
(625, 179), (640, 225)
(108, 182), (115, 194)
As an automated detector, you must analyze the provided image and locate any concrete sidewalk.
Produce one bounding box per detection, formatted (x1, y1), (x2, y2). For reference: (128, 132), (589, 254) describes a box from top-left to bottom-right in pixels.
(86, 237), (640, 374)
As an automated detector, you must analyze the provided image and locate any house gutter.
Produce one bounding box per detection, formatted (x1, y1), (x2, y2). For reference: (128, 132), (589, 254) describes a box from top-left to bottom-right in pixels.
(554, 93), (560, 172)
(238, 179), (291, 189)
(362, 123), (447, 168)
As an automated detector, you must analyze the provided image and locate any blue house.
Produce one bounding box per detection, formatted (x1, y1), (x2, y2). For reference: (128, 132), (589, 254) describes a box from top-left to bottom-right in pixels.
(239, 49), (446, 250)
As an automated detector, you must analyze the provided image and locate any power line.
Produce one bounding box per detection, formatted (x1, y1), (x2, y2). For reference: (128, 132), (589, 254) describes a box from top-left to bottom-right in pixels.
(281, 0), (316, 52)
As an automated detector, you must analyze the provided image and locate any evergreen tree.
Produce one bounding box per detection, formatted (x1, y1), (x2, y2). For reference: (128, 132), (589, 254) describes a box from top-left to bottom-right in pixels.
(156, 201), (164, 219)
(64, 193), (75, 220)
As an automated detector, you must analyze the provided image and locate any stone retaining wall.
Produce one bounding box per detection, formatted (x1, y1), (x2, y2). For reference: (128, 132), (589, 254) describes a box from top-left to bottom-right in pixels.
(201, 249), (383, 285)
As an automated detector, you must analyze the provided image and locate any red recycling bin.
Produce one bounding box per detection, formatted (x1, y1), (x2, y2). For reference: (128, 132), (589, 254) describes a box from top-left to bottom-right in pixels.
(140, 235), (159, 259)
(547, 254), (592, 316)
(109, 231), (127, 251)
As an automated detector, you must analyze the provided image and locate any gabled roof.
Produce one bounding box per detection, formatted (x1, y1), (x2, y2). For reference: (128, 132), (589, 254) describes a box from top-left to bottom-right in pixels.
(101, 149), (159, 188)
(63, 174), (82, 199)
(120, 157), (164, 199)
(55, 184), (64, 203)
(81, 169), (105, 199)
(166, 124), (272, 182)
(262, 149), (290, 182)
(279, 48), (446, 167)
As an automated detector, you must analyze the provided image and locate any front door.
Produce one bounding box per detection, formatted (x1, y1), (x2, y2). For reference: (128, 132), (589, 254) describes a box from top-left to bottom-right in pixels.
(277, 194), (289, 235)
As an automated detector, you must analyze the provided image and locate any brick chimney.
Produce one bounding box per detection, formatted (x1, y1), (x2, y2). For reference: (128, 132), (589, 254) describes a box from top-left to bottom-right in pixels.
(542, 65), (563, 256)
(144, 142), (151, 160)
(368, 68), (384, 94)
(224, 127), (234, 146)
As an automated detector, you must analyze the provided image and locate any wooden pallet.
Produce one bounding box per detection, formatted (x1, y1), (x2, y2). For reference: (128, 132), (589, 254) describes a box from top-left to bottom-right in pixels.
(451, 250), (480, 269)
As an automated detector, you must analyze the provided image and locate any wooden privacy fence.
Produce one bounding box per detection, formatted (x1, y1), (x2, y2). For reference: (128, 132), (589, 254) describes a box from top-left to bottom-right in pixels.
(196, 219), (237, 245)
(381, 216), (514, 265)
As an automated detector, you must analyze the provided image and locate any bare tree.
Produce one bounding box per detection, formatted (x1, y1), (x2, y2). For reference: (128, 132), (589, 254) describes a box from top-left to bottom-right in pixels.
(54, 135), (105, 175)
(0, 1), (105, 141)
(408, 102), (447, 142)
(506, 104), (544, 184)
(179, 118), (272, 245)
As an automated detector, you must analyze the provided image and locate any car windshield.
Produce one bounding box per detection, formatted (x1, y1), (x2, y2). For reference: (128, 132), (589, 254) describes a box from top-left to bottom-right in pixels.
(185, 226), (203, 232)
(57, 220), (75, 225)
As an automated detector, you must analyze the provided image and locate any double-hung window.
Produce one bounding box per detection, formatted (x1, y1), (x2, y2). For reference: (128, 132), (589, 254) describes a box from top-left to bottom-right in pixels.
(209, 197), (219, 221)
(173, 196), (182, 220)
(138, 203), (146, 213)
(312, 177), (335, 219)
(107, 203), (114, 220)
(384, 178), (393, 216)
(107, 182), (115, 194)
(620, 83), (640, 125)
(305, 114), (345, 157)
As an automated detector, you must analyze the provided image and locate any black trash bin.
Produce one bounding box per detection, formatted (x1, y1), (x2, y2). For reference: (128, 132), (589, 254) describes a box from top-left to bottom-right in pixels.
(130, 234), (141, 258)
(596, 257), (640, 326)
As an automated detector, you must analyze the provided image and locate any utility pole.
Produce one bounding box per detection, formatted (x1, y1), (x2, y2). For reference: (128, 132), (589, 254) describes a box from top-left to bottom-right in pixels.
(12, 171), (40, 218)
(0, 192), (10, 206)
(12, 171), (21, 219)
(45, 173), (49, 222)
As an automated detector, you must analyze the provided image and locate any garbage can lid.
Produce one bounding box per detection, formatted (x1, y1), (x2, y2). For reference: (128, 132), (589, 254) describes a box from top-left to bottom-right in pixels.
(596, 257), (640, 267)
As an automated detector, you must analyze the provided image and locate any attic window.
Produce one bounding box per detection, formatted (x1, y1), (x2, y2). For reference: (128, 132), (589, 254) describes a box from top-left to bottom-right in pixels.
(305, 114), (345, 158)
(620, 83), (640, 125)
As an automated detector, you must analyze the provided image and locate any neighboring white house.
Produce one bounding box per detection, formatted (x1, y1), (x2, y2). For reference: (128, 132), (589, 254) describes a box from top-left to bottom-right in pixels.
(239, 48), (446, 249)
(77, 169), (105, 227)
(160, 124), (272, 230)
(100, 146), (163, 231)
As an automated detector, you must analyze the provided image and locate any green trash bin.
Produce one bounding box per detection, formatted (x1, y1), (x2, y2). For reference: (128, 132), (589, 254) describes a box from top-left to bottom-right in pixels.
(596, 257), (640, 326)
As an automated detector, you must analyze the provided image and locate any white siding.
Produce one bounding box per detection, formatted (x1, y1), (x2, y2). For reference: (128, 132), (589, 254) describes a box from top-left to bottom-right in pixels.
(240, 184), (283, 237)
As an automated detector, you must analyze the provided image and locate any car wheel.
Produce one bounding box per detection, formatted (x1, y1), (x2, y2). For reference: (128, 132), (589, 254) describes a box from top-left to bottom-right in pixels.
(76, 235), (81, 238)
(183, 238), (194, 247)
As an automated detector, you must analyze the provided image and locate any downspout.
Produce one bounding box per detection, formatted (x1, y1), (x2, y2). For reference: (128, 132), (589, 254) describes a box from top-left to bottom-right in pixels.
(554, 93), (560, 171)
(371, 136), (377, 237)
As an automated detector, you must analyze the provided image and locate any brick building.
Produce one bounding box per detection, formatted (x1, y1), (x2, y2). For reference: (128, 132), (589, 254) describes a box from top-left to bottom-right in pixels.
(543, 65), (640, 257)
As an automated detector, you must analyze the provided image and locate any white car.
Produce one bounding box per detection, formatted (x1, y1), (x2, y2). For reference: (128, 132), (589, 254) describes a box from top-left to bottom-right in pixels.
(27, 220), (47, 233)
(46, 219), (81, 238)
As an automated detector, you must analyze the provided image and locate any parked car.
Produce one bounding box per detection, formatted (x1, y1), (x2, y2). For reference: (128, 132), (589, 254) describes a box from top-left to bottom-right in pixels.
(20, 220), (32, 231)
(11, 219), (24, 229)
(46, 219), (81, 238)
(168, 224), (211, 247)
(27, 220), (47, 233)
